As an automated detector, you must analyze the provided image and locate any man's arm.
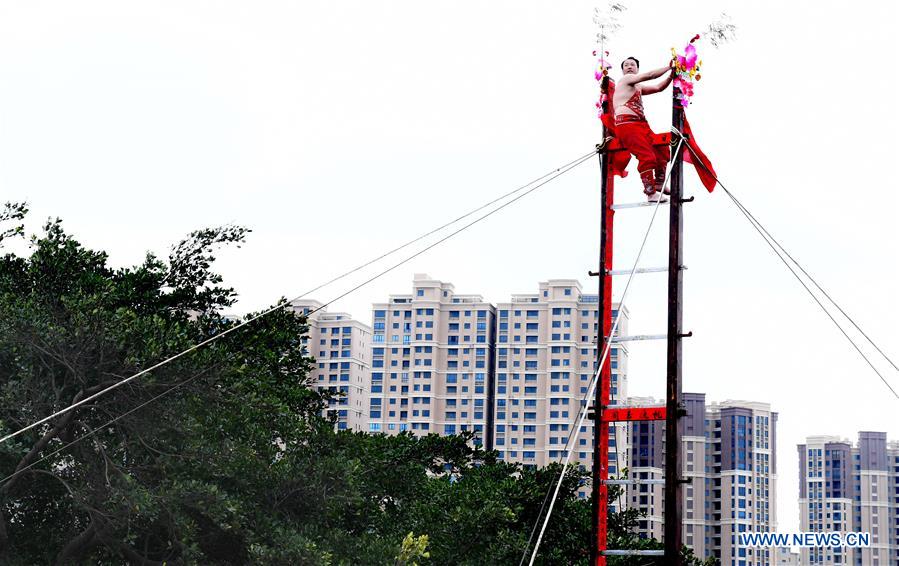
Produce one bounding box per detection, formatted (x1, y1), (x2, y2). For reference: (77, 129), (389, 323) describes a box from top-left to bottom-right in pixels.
(641, 70), (673, 95)
(620, 65), (672, 86)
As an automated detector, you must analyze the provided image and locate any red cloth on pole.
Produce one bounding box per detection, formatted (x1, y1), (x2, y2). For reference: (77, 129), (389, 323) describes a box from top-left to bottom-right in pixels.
(682, 116), (717, 192)
(600, 80), (632, 179)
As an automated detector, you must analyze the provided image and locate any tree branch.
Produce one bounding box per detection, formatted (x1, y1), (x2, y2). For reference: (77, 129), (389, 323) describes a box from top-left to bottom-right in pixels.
(54, 524), (98, 566)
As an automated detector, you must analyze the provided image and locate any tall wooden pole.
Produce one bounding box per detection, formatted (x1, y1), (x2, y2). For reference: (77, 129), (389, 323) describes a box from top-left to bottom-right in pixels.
(590, 75), (614, 566)
(664, 85), (686, 566)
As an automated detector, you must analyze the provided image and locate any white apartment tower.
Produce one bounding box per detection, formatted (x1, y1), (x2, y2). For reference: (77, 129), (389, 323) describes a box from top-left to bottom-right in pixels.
(367, 274), (495, 446)
(292, 300), (372, 431)
(492, 279), (630, 500)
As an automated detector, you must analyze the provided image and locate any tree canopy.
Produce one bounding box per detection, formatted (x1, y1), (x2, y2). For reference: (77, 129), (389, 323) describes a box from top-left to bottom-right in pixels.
(0, 205), (714, 565)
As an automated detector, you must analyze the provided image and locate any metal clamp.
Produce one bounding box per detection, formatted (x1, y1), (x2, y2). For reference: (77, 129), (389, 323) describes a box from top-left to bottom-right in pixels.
(595, 136), (614, 153)
(670, 126), (690, 143)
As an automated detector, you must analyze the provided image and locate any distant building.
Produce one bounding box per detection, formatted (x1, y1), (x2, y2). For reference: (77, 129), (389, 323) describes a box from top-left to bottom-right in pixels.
(627, 394), (777, 565)
(491, 279), (629, 502)
(363, 274), (629, 495)
(292, 300), (371, 431)
(774, 547), (800, 565)
(367, 274), (496, 447)
(798, 432), (899, 565)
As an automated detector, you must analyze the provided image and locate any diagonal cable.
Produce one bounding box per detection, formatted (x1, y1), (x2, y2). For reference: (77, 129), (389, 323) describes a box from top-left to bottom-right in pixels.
(1, 371), (208, 486)
(523, 137), (685, 566)
(0, 150), (598, 447)
(683, 144), (899, 400)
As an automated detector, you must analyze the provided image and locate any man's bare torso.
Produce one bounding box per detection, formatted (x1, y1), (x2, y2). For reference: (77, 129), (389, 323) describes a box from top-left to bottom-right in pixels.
(613, 79), (641, 117)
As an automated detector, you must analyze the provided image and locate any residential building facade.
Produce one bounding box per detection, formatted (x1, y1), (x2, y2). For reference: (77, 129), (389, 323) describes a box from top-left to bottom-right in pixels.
(491, 279), (630, 501)
(292, 300), (372, 431)
(367, 274), (496, 447)
(798, 432), (899, 565)
(628, 394), (778, 566)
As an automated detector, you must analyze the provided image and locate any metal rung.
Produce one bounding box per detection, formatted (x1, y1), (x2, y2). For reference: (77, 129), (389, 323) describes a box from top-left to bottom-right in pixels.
(604, 480), (665, 486)
(608, 266), (686, 276)
(611, 201), (670, 210)
(611, 334), (666, 342)
(602, 550), (664, 556)
(608, 266), (666, 276)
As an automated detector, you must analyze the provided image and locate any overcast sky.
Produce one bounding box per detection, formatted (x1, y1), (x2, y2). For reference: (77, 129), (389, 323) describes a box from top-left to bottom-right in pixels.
(2, 0), (897, 538)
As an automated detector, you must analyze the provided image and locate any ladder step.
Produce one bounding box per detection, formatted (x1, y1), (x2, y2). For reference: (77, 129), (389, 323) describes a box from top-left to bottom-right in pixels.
(604, 478), (666, 485)
(608, 266), (686, 276)
(602, 550), (665, 556)
(611, 334), (666, 342)
(611, 201), (670, 210)
(608, 266), (666, 275)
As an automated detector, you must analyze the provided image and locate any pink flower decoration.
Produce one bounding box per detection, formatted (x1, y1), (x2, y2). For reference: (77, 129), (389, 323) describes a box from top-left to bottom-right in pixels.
(684, 44), (697, 69)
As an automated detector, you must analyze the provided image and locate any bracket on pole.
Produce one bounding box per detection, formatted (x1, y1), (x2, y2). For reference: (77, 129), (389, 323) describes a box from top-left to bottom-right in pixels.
(596, 136), (614, 153)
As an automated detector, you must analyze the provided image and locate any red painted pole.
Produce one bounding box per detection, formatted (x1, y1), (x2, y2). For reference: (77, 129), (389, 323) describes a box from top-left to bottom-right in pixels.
(590, 75), (615, 566)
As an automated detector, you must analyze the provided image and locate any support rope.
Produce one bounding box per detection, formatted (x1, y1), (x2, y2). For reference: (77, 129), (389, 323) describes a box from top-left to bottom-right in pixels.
(523, 137), (685, 566)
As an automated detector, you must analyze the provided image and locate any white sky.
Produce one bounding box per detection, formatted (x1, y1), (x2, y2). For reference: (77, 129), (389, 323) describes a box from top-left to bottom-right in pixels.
(2, 0), (897, 538)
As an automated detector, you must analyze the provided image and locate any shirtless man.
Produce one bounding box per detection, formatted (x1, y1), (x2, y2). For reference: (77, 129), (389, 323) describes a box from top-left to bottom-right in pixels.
(613, 57), (674, 202)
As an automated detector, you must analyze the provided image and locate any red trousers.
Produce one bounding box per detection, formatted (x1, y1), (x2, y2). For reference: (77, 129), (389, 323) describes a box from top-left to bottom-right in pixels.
(615, 119), (669, 192)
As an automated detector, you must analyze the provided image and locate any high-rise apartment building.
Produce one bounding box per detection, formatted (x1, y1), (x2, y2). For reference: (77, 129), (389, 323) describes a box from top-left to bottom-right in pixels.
(774, 547), (800, 565)
(292, 300), (372, 431)
(367, 274), (496, 447)
(491, 279), (629, 498)
(798, 432), (899, 565)
(628, 394), (777, 565)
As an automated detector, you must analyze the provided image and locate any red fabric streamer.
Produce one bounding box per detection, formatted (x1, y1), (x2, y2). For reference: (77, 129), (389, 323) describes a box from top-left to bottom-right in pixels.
(599, 79), (633, 178)
(682, 116), (717, 192)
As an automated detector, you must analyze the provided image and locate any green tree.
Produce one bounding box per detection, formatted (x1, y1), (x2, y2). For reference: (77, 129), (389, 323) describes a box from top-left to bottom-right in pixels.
(0, 209), (330, 563)
(0, 206), (715, 565)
